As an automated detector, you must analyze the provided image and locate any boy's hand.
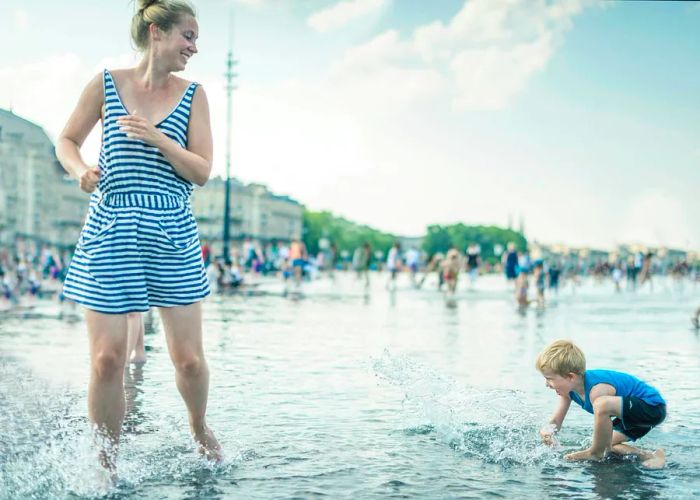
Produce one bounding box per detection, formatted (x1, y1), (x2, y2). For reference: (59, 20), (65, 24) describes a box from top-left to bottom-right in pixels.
(539, 430), (555, 446)
(540, 424), (559, 447)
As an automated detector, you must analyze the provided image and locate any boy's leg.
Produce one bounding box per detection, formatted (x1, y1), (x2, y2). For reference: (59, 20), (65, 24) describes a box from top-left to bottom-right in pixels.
(159, 302), (222, 461)
(610, 431), (666, 469)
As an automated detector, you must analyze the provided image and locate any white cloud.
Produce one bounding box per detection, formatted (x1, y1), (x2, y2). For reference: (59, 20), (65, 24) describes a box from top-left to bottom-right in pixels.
(448, 35), (553, 109)
(299, 0), (591, 119)
(323, 0), (588, 111)
(0, 54), (93, 141)
(202, 0), (595, 237)
(619, 191), (693, 249)
(308, 0), (388, 33)
(228, 0), (268, 6)
(14, 9), (28, 30)
(0, 52), (138, 162)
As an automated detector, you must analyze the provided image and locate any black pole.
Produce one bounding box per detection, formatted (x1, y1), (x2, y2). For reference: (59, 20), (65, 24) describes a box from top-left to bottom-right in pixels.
(223, 50), (237, 263)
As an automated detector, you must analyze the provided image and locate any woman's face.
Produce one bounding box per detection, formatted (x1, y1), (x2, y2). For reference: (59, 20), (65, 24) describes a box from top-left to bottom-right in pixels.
(155, 15), (199, 71)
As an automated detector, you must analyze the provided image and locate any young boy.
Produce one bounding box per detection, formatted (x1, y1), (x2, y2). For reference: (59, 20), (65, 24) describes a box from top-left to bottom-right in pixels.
(535, 340), (666, 469)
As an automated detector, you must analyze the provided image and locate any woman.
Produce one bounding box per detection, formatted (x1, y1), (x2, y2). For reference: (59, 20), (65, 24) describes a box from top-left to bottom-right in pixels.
(56, 0), (221, 472)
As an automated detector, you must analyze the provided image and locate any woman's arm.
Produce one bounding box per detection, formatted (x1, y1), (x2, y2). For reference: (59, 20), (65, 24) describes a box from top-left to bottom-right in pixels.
(117, 85), (213, 186)
(56, 72), (104, 191)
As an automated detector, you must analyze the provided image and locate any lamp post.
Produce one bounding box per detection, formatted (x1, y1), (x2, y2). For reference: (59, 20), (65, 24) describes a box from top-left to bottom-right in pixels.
(222, 49), (237, 263)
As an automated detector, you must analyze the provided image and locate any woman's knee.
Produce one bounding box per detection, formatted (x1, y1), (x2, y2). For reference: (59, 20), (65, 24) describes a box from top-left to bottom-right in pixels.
(175, 353), (206, 378)
(92, 348), (127, 380)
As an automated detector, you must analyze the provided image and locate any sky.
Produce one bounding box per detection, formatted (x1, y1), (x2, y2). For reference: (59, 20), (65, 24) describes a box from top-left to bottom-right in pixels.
(1, 0), (698, 250)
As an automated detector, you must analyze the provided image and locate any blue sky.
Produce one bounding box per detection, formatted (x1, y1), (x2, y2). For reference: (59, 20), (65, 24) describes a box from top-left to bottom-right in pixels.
(1, 0), (698, 249)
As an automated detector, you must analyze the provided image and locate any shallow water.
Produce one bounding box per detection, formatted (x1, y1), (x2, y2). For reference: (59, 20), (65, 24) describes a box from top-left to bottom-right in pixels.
(1, 274), (699, 498)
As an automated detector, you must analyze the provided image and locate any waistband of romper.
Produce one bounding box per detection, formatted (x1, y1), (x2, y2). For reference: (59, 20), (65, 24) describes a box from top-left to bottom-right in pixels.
(100, 192), (189, 209)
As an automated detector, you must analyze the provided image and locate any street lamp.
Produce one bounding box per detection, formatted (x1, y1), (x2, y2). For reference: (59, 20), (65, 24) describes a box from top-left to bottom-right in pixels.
(222, 49), (238, 264)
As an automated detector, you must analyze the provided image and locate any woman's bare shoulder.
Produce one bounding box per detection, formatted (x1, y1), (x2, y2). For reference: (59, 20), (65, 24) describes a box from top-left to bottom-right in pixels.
(81, 72), (105, 102)
(106, 67), (134, 85)
(171, 74), (199, 95)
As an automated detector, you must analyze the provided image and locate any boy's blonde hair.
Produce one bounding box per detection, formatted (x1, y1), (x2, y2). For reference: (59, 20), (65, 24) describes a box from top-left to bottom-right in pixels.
(535, 340), (586, 376)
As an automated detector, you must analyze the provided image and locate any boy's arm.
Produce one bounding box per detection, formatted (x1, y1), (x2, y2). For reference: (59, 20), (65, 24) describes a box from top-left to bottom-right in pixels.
(588, 383), (616, 403)
(540, 395), (571, 445)
(549, 395), (572, 430)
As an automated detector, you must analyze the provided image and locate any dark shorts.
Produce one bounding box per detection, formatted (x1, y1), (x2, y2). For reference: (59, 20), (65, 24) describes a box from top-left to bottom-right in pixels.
(613, 396), (666, 441)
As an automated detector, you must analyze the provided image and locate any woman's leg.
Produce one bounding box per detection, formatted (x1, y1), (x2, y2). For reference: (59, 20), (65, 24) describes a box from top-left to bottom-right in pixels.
(126, 312), (146, 363)
(85, 309), (129, 471)
(159, 301), (222, 460)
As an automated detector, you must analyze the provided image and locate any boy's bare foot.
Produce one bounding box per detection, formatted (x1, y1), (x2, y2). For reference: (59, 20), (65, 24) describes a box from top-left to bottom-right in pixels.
(194, 425), (223, 462)
(641, 449), (665, 469)
(564, 448), (604, 462)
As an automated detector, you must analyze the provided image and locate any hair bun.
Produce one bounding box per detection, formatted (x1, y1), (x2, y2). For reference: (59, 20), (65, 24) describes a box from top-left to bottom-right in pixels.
(138, 0), (160, 14)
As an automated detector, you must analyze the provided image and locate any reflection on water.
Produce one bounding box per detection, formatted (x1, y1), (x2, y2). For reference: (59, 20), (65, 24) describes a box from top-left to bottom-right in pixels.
(1, 274), (699, 498)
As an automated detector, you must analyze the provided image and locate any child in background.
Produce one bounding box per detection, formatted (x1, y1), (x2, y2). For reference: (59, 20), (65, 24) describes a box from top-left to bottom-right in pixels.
(442, 248), (461, 302)
(533, 260), (546, 307)
(515, 269), (530, 309)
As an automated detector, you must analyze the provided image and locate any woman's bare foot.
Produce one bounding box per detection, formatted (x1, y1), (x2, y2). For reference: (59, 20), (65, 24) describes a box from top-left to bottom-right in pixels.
(641, 449), (666, 469)
(194, 425), (223, 462)
(129, 351), (146, 364)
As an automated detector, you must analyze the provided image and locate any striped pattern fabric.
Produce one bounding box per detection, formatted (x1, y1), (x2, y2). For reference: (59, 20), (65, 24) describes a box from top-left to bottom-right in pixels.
(63, 69), (210, 314)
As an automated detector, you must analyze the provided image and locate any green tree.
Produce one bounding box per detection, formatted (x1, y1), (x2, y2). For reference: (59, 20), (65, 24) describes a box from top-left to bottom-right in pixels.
(303, 210), (396, 259)
(303, 211), (526, 266)
(422, 224), (527, 263)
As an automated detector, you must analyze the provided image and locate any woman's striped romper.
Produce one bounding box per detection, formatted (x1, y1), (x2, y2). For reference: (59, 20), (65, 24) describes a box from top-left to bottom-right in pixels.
(63, 69), (210, 314)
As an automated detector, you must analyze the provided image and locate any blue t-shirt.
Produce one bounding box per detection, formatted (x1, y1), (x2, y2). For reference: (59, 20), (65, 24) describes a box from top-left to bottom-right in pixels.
(569, 369), (665, 414)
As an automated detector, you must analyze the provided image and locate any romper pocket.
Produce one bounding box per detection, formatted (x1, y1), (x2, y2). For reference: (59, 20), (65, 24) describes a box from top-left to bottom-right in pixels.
(78, 216), (118, 253)
(157, 217), (200, 252)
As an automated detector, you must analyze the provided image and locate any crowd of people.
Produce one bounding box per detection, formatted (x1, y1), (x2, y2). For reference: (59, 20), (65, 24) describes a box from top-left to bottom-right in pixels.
(0, 242), (74, 309)
(4, 238), (699, 314)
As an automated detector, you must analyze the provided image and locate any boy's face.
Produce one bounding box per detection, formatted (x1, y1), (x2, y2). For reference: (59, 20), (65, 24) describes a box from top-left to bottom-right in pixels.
(540, 369), (577, 396)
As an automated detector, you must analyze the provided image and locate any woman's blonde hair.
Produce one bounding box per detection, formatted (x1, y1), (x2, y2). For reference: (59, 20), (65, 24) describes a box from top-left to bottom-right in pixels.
(131, 0), (197, 51)
(535, 340), (586, 376)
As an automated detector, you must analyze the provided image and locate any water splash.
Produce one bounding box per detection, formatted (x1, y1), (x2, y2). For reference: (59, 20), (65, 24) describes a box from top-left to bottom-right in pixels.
(0, 358), (253, 498)
(0, 358), (115, 497)
(371, 350), (559, 467)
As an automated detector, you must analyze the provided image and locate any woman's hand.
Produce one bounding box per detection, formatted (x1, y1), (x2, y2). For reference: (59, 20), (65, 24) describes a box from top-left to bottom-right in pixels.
(79, 166), (101, 193)
(117, 111), (167, 148)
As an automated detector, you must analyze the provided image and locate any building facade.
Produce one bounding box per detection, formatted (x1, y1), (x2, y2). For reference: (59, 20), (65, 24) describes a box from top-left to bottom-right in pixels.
(190, 177), (304, 245)
(1, 109), (304, 253)
(0, 108), (89, 249)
